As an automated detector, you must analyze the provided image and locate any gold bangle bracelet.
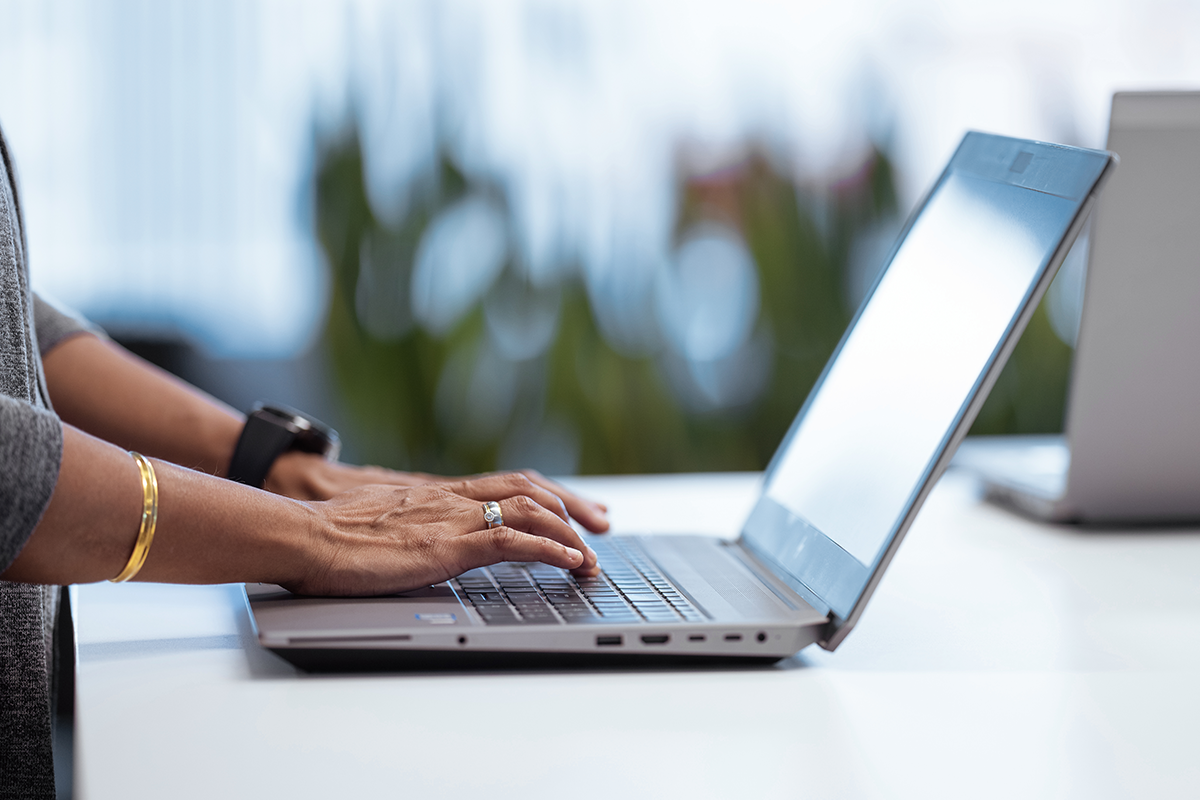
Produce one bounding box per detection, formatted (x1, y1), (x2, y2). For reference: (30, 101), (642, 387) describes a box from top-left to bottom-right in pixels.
(110, 452), (160, 583)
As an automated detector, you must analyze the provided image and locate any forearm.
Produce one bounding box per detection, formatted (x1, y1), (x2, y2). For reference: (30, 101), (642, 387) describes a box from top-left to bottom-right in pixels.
(36, 334), (611, 539)
(41, 334), (244, 477)
(3, 426), (598, 593)
(2, 424), (314, 586)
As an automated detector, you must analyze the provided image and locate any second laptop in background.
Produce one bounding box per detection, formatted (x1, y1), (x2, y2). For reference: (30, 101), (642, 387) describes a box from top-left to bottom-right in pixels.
(957, 91), (1200, 523)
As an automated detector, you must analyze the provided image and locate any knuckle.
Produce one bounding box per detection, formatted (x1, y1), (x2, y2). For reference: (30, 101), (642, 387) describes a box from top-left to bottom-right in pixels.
(511, 495), (540, 515)
(488, 526), (521, 553)
(503, 472), (534, 491)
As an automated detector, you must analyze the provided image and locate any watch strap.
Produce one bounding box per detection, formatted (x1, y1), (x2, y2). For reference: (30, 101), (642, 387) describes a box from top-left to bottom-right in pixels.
(227, 412), (303, 489)
(227, 404), (339, 489)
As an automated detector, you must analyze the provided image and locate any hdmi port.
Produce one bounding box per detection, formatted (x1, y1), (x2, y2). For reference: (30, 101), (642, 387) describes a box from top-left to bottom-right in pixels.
(641, 634), (670, 645)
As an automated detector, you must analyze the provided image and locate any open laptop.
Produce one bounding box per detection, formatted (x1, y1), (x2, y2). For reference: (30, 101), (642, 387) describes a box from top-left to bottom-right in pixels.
(246, 132), (1114, 671)
(955, 92), (1200, 523)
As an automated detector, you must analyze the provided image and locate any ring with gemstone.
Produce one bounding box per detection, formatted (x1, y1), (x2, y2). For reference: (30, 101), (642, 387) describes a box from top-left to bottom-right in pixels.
(482, 501), (503, 529)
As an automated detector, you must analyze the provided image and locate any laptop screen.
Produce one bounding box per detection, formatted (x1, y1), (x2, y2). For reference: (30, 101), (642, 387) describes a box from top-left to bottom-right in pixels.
(741, 133), (1111, 621)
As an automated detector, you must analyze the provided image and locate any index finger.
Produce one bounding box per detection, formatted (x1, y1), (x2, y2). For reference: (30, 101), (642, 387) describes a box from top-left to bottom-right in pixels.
(520, 470), (609, 533)
(442, 473), (571, 524)
(480, 469), (610, 533)
(478, 496), (601, 576)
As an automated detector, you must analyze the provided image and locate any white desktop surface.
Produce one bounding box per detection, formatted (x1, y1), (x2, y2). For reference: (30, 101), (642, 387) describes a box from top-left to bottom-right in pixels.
(74, 471), (1200, 799)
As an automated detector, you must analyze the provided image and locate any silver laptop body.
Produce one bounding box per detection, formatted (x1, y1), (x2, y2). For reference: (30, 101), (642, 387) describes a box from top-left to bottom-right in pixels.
(247, 132), (1114, 670)
(961, 92), (1200, 523)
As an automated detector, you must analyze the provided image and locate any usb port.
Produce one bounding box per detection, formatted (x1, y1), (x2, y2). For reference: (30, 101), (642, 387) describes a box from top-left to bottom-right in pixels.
(724, 633), (743, 641)
(688, 635), (706, 642)
(640, 634), (670, 645)
(596, 635), (622, 647)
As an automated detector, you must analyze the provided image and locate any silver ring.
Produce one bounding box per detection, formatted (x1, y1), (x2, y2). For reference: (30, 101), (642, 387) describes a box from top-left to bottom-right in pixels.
(482, 501), (503, 529)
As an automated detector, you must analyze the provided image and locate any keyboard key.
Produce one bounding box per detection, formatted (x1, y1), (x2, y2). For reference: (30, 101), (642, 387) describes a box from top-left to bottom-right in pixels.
(467, 542), (701, 627)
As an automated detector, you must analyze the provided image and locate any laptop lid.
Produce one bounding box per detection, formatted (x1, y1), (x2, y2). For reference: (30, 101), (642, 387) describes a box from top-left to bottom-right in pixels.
(1063, 91), (1200, 521)
(738, 132), (1114, 649)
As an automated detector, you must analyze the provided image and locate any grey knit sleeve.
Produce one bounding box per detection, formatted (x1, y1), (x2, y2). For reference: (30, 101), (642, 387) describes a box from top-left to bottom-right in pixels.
(0, 396), (62, 570)
(32, 292), (104, 356)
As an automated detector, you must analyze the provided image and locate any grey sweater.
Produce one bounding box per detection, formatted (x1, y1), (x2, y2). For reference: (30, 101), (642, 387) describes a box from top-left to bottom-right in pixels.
(1, 123), (93, 799)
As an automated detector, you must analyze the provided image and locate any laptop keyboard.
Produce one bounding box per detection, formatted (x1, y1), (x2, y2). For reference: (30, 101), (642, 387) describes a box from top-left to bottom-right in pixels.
(451, 537), (707, 626)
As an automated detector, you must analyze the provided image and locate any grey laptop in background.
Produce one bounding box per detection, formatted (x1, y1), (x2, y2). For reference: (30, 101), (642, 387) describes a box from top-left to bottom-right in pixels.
(246, 132), (1114, 671)
(957, 92), (1200, 523)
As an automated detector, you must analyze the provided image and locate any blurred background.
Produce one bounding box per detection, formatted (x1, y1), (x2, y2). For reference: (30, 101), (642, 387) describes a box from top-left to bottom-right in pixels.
(2, 0), (1198, 475)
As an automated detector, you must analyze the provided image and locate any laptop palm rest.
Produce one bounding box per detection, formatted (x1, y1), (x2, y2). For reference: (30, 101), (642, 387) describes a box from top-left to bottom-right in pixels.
(637, 536), (825, 624)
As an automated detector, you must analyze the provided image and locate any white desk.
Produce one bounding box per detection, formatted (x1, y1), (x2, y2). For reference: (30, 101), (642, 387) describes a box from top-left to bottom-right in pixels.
(74, 471), (1200, 799)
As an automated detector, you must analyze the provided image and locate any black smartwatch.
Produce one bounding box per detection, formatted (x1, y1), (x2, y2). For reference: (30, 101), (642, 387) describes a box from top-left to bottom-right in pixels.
(227, 403), (341, 489)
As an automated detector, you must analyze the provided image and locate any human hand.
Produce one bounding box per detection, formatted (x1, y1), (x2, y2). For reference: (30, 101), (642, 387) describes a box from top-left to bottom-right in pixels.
(287, 472), (601, 596)
(267, 453), (609, 533)
(266, 452), (431, 499)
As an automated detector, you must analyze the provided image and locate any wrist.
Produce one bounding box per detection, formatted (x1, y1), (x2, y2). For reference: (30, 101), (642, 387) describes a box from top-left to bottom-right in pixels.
(234, 491), (330, 589)
(213, 414), (246, 479)
(265, 451), (333, 500)
(272, 498), (340, 594)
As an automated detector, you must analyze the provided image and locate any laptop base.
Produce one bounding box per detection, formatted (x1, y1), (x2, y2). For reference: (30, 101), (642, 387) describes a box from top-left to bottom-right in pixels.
(955, 434), (1200, 526)
(952, 435), (1077, 522)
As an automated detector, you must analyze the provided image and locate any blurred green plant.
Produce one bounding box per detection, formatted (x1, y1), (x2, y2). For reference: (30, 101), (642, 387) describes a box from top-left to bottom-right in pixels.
(314, 126), (1073, 476)
(969, 293), (1075, 435)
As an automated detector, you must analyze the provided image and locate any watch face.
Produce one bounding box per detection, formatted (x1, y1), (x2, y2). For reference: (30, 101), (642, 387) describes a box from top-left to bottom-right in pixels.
(259, 403), (309, 430)
(255, 403), (340, 460)
(295, 426), (341, 459)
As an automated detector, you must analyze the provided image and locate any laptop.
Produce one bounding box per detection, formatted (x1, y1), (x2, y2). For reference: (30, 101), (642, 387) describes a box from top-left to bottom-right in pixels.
(246, 132), (1114, 671)
(956, 92), (1200, 523)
